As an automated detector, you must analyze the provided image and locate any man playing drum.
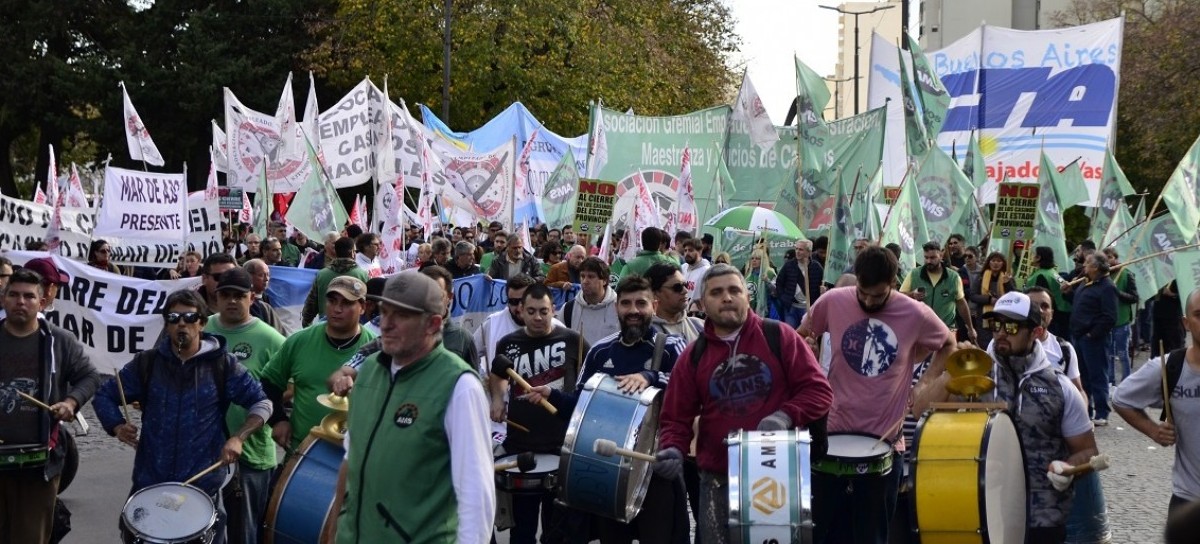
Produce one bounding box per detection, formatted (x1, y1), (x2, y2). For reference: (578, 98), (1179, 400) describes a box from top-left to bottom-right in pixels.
(657, 264), (832, 544)
(931, 291), (1098, 543)
(95, 290), (272, 544)
(524, 275), (690, 542)
(327, 273), (494, 543)
(798, 245), (957, 544)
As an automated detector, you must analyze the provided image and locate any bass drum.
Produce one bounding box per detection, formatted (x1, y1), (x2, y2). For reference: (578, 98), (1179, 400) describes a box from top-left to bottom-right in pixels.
(912, 409), (1026, 544)
(266, 434), (343, 544)
(57, 429), (79, 493)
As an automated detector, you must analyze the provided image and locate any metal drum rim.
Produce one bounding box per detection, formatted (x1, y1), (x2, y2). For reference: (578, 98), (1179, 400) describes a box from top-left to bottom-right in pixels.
(121, 481), (217, 542)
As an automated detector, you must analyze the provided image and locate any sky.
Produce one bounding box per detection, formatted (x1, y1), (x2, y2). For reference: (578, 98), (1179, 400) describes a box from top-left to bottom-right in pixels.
(728, 1), (842, 122)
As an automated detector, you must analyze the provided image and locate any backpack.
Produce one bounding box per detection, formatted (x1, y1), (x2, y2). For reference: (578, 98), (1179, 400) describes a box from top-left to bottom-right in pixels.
(688, 318), (785, 369)
(135, 349), (231, 436)
(1160, 348), (1188, 422)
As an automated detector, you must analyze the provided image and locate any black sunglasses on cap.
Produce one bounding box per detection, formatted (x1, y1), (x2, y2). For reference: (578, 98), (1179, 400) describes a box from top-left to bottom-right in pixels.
(164, 312), (203, 324)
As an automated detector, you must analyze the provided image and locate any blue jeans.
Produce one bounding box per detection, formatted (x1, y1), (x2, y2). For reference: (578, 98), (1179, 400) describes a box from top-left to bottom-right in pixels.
(1074, 334), (1112, 419)
(812, 466), (901, 544)
(783, 305), (807, 329)
(1065, 471), (1110, 543)
(1108, 324), (1132, 384)
(236, 463), (273, 544)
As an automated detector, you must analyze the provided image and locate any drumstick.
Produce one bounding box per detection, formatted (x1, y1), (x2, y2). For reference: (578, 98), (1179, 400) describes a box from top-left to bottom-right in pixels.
(494, 452), (537, 472)
(1057, 454), (1111, 477)
(183, 460), (227, 485)
(873, 415), (906, 450)
(490, 356), (557, 415)
(506, 419), (530, 433)
(114, 372), (133, 425)
(593, 439), (657, 463)
(16, 391), (53, 412)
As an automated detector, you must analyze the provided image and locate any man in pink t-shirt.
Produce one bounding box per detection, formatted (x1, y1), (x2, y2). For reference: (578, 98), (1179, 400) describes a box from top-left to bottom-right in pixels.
(799, 245), (956, 544)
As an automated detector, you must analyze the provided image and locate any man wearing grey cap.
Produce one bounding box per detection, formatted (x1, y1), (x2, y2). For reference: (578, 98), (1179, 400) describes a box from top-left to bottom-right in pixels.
(328, 273), (494, 543)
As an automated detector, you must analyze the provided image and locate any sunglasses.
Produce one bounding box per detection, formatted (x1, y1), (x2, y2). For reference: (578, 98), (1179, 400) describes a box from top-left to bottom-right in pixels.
(664, 282), (687, 294)
(507, 297), (523, 306)
(164, 312), (203, 324)
(989, 320), (1026, 335)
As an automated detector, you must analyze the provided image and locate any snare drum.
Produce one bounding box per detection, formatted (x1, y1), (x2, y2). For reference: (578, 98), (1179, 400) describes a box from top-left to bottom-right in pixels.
(727, 429), (813, 544)
(812, 433), (893, 477)
(559, 373), (661, 522)
(495, 453), (560, 494)
(912, 409), (1026, 544)
(265, 434), (343, 544)
(120, 483), (217, 544)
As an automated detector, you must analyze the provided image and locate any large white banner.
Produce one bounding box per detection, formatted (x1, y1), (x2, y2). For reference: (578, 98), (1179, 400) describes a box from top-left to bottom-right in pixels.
(0, 193), (222, 268)
(931, 18), (1124, 204)
(7, 252), (202, 373)
(317, 79), (378, 189)
(225, 88), (313, 194)
(94, 167), (188, 241)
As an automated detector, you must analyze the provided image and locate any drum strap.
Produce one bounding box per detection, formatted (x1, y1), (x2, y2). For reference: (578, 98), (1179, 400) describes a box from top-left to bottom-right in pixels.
(648, 332), (667, 372)
(1160, 348), (1188, 422)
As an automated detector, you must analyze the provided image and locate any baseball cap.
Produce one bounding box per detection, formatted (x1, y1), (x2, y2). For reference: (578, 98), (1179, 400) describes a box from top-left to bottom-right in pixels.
(23, 257), (69, 285)
(216, 268), (252, 293)
(982, 292), (1043, 327)
(369, 273), (445, 315)
(327, 276), (367, 301)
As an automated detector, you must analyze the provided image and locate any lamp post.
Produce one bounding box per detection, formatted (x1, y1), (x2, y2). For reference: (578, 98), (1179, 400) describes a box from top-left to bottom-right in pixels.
(819, 3), (896, 115)
(442, 0), (452, 122)
(824, 76), (853, 120)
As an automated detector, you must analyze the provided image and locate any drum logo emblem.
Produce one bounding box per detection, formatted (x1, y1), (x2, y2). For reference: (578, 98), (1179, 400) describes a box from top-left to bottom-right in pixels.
(394, 403), (419, 428)
(751, 476), (786, 515)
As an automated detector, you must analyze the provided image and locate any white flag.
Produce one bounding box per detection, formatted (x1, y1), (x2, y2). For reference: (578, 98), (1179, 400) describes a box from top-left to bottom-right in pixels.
(46, 144), (60, 207)
(627, 170), (660, 260)
(67, 163), (90, 208)
(33, 184), (47, 205)
(211, 120), (229, 173)
(598, 223), (612, 263)
(121, 82), (165, 166)
(302, 71), (320, 147)
(587, 104), (608, 178)
(239, 188), (253, 224)
(205, 149), (220, 201)
(674, 147), (698, 235)
(520, 218), (532, 253)
(514, 130), (540, 219)
(732, 72), (779, 151)
(275, 73), (304, 159)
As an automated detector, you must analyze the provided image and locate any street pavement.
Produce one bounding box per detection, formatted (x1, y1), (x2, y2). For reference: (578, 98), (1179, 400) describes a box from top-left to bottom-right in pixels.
(62, 348), (1177, 543)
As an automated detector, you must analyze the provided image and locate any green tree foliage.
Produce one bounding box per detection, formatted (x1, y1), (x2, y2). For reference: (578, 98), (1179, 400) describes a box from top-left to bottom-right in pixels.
(1052, 0), (1200, 196)
(306, 0), (740, 134)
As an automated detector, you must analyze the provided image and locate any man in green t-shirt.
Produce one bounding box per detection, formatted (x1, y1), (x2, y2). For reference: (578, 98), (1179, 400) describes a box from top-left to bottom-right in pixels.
(261, 276), (376, 452)
(203, 267), (285, 544)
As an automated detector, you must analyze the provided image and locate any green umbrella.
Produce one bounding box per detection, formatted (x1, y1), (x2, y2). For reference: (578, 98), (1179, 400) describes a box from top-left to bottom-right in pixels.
(704, 205), (804, 238)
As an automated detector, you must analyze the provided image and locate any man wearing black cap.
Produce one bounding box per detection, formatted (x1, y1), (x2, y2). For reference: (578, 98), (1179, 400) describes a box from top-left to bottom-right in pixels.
(929, 291), (1097, 543)
(328, 273), (494, 543)
(202, 268), (285, 544)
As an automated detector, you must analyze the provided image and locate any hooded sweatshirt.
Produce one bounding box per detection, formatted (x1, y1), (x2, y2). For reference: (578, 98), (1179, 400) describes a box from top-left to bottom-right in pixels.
(558, 287), (619, 346)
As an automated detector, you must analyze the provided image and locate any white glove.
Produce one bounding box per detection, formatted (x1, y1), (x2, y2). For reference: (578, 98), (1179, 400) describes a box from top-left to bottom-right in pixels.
(1046, 460), (1074, 492)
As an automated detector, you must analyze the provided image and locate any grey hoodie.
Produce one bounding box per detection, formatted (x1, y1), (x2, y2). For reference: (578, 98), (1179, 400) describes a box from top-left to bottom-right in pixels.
(558, 287), (619, 346)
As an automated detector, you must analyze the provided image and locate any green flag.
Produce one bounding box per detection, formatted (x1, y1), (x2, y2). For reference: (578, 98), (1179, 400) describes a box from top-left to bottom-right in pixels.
(881, 173), (929, 278)
(1090, 150), (1137, 245)
(1159, 132), (1200, 240)
(253, 162), (270, 237)
(786, 108), (886, 237)
(905, 34), (950, 136)
(912, 146), (971, 245)
(286, 137), (349, 241)
(1105, 203), (1158, 303)
(541, 148), (580, 231)
(898, 50), (929, 160)
(1172, 250), (1200, 310)
(1134, 194), (1147, 224)
(963, 131), (988, 188)
(795, 56), (831, 119)
(1137, 214), (1199, 298)
(1033, 153), (1071, 270)
(1052, 160), (1091, 208)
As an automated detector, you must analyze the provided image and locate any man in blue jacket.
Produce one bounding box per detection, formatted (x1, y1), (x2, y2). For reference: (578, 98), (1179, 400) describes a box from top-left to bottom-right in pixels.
(1063, 253), (1119, 425)
(94, 289), (272, 544)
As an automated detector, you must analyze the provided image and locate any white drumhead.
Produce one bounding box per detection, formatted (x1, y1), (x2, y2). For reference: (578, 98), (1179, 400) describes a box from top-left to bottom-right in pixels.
(501, 453), (560, 474)
(123, 483), (214, 539)
(827, 434), (891, 457)
(983, 413), (1026, 544)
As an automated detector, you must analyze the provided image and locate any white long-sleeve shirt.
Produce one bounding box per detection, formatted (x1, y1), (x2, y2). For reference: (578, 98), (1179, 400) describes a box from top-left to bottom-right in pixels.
(344, 370), (496, 543)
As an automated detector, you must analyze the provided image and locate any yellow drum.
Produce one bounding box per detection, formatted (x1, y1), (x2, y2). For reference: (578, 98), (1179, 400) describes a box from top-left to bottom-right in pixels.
(912, 410), (1026, 544)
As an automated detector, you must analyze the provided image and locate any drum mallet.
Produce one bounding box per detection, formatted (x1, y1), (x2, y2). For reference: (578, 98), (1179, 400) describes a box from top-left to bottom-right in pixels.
(494, 451), (537, 472)
(16, 391), (54, 412)
(183, 460), (227, 485)
(1056, 454), (1112, 477)
(491, 356), (557, 415)
(506, 419), (531, 433)
(593, 439), (657, 463)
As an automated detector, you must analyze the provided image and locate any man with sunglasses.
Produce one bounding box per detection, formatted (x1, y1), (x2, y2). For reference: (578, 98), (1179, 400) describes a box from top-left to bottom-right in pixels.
(94, 290), (271, 544)
(471, 274), (564, 376)
(798, 245), (956, 544)
(966, 292), (1096, 544)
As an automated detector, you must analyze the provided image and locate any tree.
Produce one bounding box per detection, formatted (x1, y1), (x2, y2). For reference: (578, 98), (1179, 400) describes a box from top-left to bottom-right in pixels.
(306, 0), (740, 134)
(1052, 0), (1200, 196)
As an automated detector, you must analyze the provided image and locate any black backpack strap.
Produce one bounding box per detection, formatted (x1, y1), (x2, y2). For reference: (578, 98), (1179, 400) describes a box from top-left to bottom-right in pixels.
(689, 319), (786, 369)
(649, 332), (667, 372)
(1161, 348), (1188, 422)
(562, 300), (574, 329)
(1056, 336), (1072, 374)
(135, 350), (157, 408)
(689, 333), (708, 369)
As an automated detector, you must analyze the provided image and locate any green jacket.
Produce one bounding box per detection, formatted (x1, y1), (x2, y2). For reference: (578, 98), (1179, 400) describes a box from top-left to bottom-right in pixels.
(621, 250), (677, 279)
(907, 265), (959, 328)
(1025, 268), (1071, 312)
(337, 345), (474, 543)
